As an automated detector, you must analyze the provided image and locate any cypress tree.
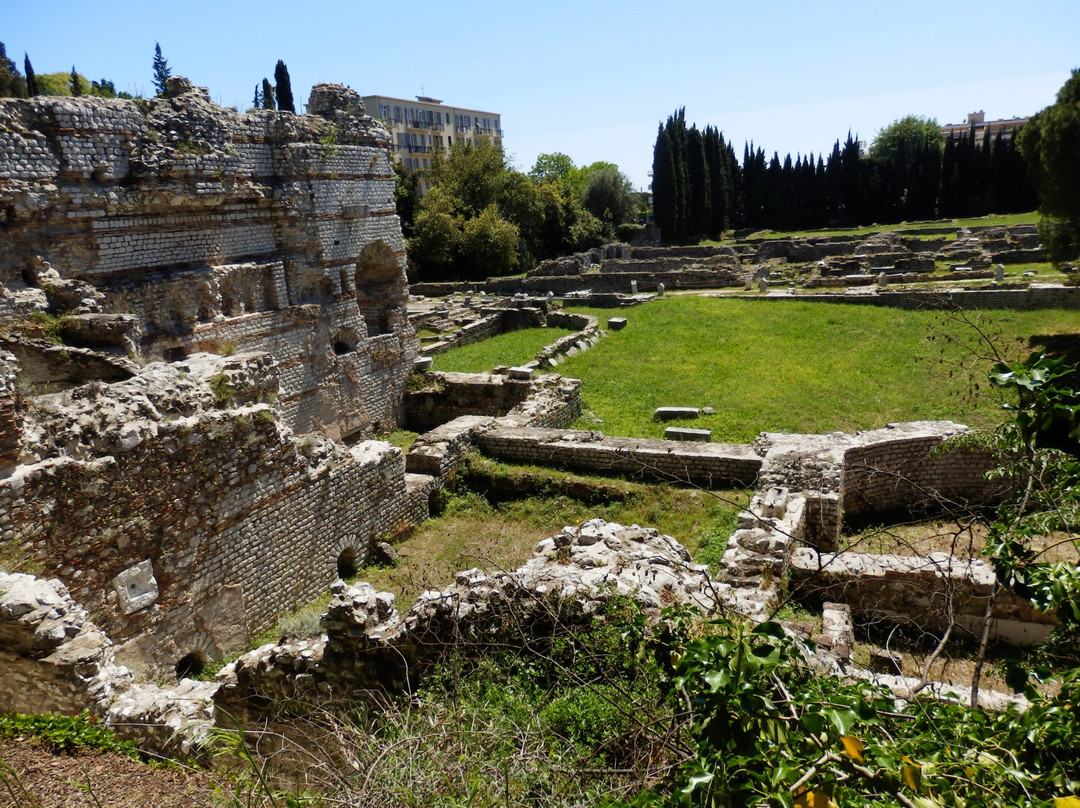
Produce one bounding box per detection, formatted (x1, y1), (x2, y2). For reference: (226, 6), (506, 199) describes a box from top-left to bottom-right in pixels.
(70, 66), (82, 96)
(652, 123), (679, 242)
(152, 43), (171, 96)
(253, 84), (262, 109)
(685, 125), (710, 237)
(274, 60), (295, 113)
(261, 78), (275, 110)
(23, 54), (37, 97)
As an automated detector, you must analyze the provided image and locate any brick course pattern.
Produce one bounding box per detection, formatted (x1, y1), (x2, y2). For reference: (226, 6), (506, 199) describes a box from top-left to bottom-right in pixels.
(0, 79), (417, 439)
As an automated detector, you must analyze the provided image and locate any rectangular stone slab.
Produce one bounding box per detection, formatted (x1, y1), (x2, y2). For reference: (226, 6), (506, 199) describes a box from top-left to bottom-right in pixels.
(654, 406), (701, 421)
(664, 427), (711, 442)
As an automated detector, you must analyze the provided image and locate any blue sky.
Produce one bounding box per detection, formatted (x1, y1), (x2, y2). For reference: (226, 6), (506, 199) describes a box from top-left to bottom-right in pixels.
(4, 0), (1077, 189)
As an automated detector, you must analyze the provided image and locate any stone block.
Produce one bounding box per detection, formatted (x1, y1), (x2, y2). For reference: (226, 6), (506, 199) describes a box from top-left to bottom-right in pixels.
(654, 406), (701, 421)
(607, 317), (627, 330)
(508, 366), (533, 380)
(664, 427), (711, 442)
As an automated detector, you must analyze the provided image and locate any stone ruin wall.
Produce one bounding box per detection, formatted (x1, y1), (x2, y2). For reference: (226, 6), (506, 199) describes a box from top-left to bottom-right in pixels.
(0, 356), (429, 676)
(0, 80), (430, 676)
(0, 78), (416, 440)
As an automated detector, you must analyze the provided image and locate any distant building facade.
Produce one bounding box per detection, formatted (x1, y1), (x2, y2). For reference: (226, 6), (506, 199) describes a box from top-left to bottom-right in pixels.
(940, 111), (1029, 142)
(361, 94), (503, 190)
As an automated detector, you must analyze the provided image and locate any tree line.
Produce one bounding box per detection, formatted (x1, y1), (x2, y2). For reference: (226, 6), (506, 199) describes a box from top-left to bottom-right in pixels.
(402, 143), (644, 282)
(653, 109), (1037, 242)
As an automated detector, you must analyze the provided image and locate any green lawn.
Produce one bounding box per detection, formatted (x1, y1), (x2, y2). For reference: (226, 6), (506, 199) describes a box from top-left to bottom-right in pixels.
(429, 327), (574, 373)
(701, 211), (1039, 243)
(561, 298), (1077, 443)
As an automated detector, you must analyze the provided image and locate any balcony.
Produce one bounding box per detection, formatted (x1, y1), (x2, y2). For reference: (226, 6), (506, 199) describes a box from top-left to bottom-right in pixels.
(407, 145), (432, 154)
(428, 122), (445, 131)
(474, 126), (494, 136)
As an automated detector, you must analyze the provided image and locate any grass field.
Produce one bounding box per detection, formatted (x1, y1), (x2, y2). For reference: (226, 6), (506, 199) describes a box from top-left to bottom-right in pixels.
(701, 211), (1039, 243)
(560, 297), (1077, 442)
(357, 459), (744, 608)
(429, 326), (574, 373)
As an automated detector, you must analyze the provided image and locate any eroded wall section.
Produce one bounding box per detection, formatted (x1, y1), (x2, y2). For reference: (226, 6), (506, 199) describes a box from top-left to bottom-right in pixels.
(0, 78), (415, 439)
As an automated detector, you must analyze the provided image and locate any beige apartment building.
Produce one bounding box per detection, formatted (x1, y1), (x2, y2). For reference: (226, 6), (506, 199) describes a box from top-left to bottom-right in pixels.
(361, 94), (502, 189)
(940, 110), (1029, 142)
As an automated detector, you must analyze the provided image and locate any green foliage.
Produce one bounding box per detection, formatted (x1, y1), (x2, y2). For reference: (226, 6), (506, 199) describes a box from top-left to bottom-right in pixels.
(582, 164), (639, 228)
(459, 204), (520, 276)
(261, 77), (275, 110)
(392, 160), (420, 237)
(23, 53), (37, 97)
(274, 59), (294, 113)
(209, 373), (235, 407)
(0, 711), (138, 757)
(1018, 69), (1080, 263)
(612, 615), (1080, 807)
(152, 42), (170, 96)
(0, 42), (28, 98)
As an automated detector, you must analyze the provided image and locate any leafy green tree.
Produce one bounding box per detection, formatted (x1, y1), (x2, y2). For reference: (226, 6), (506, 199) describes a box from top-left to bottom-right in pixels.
(527, 151), (578, 185)
(393, 159), (421, 238)
(582, 164), (638, 231)
(408, 187), (461, 280)
(90, 79), (116, 98)
(0, 42), (27, 98)
(1018, 68), (1080, 263)
(460, 204), (519, 277)
(261, 78), (275, 110)
(23, 54), (37, 97)
(152, 42), (171, 96)
(274, 59), (295, 113)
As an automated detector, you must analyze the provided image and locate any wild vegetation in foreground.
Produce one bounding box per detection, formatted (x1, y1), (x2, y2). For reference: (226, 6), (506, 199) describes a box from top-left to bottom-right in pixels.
(358, 454), (743, 610)
(561, 298), (1077, 442)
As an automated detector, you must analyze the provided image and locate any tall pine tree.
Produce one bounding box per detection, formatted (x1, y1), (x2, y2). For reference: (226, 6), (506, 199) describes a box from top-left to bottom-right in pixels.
(274, 60), (295, 113)
(261, 78), (275, 110)
(652, 123), (679, 242)
(69, 66), (82, 96)
(23, 54), (37, 97)
(152, 43), (171, 96)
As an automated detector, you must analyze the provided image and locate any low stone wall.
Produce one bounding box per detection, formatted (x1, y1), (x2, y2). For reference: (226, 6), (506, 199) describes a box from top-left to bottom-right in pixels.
(475, 427), (762, 487)
(1, 357), (424, 677)
(404, 372), (539, 433)
(789, 549), (1056, 645)
(743, 285), (1080, 311)
(0, 572), (217, 759)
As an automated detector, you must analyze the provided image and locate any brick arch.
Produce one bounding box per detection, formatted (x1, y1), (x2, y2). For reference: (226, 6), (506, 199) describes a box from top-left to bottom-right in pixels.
(354, 240), (406, 336)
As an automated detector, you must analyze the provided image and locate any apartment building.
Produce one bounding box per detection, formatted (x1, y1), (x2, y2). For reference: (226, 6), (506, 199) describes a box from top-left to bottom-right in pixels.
(940, 110), (1029, 142)
(361, 94), (503, 189)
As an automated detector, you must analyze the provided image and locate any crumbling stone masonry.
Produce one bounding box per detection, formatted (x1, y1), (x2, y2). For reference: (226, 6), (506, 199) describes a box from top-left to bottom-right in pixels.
(0, 355), (428, 675)
(0, 78), (416, 440)
(0, 79), (426, 676)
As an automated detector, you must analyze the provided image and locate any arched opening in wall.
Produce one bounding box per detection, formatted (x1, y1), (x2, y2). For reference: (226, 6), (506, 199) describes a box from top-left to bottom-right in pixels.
(333, 328), (359, 356)
(337, 547), (359, 580)
(355, 240), (406, 336)
(175, 651), (206, 680)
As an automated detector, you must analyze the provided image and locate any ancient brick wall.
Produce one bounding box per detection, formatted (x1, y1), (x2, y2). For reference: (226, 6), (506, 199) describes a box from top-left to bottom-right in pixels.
(0, 401), (417, 674)
(0, 79), (416, 439)
(475, 427), (762, 487)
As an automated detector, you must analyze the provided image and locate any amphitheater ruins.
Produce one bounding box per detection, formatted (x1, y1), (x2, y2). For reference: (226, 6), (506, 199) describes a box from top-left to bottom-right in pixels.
(0, 79), (1070, 757)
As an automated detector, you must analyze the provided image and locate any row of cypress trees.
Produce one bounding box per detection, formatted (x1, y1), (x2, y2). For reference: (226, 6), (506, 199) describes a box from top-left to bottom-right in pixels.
(652, 109), (740, 243)
(652, 111), (1036, 241)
